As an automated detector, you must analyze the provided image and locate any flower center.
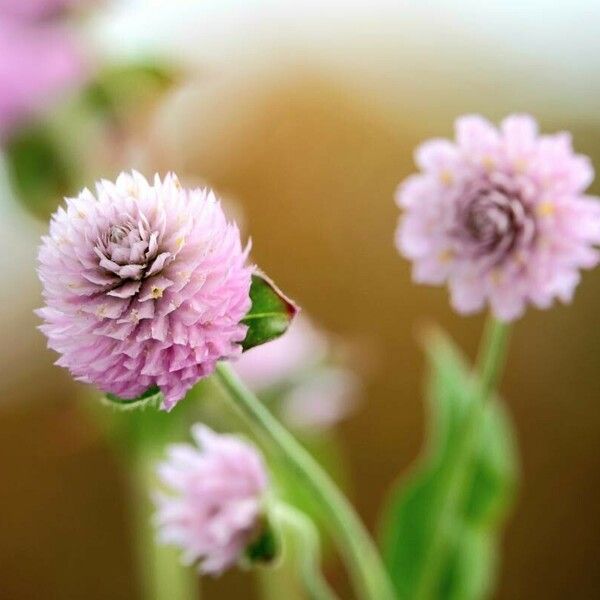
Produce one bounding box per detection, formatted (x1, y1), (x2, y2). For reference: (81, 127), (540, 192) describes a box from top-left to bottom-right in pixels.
(93, 219), (174, 297)
(453, 181), (536, 268)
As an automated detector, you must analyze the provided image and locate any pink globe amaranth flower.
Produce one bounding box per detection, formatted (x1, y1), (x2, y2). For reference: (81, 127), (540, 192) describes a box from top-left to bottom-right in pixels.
(0, 17), (87, 141)
(154, 425), (269, 575)
(396, 114), (600, 321)
(37, 171), (253, 410)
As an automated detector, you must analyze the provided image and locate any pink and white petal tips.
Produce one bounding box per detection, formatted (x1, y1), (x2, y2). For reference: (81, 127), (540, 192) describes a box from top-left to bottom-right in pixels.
(37, 172), (253, 409)
(395, 114), (600, 321)
(153, 425), (269, 575)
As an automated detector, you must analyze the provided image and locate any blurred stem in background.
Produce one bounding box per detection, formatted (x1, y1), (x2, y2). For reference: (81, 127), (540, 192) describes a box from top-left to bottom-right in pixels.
(476, 318), (511, 399)
(129, 437), (199, 600)
(414, 317), (511, 600)
(214, 363), (396, 600)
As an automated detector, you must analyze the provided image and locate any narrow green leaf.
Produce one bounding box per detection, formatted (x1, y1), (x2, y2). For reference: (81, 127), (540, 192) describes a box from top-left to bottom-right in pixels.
(241, 272), (299, 351)
(380, 329), (518, 600)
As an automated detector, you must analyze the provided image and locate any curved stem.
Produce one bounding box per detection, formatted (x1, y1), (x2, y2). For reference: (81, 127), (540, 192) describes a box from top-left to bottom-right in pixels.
(273, 503), (339, 600)
(214, 362), (395, 600)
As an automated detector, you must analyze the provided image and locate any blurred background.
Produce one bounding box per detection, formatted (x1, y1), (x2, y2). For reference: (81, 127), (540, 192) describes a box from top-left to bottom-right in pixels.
(1, 1), (600, 598)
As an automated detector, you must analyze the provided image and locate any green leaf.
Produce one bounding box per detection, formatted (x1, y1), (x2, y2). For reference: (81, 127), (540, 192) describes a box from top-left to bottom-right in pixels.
(4, 124), (78, 220)
(102, 386), (163, 411)
(245, 518), (280, 566)
(82, 61), (177, 119)
(380, 329), (518, 600)
(241, 272), (299, 351)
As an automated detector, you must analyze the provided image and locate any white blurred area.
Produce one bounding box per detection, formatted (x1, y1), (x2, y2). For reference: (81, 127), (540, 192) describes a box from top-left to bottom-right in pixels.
(90, 0), (600, 125)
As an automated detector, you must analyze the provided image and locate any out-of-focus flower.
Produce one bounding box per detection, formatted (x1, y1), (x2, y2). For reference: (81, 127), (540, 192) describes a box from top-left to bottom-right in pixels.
(235, 316), (359, 430)
(0, 3), (88, 141)
(1, 0), (82, 20)
(280, 367), (359, 430)
(234, 316), (327, 390)
(154, 424), (269, 575)
(396, 114), (600, 321)
(37, 171), (252, 409)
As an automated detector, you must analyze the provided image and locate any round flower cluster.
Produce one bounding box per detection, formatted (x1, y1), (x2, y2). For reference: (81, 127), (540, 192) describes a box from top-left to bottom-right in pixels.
(396, 114), (600, 320)
(154, 425), (268, 575)
(37, 172), (252, 409)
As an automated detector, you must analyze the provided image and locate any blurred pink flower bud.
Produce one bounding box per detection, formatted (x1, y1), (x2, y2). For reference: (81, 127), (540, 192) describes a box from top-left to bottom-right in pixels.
(0, 17), (87, 140)
(154, 425), (269, 575)
(235, 316), (359, 430)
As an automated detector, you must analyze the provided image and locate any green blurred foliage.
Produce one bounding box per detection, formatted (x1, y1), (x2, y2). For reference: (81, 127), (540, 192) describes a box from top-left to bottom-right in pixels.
(4, 122), (79, 220)
(4, 61), (177, 221)
(380, 330), (518, 600)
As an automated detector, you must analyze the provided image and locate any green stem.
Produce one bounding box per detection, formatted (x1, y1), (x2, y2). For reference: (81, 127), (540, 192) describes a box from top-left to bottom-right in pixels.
(273, 503), (340, 600)
(475, 317), (511, 398)
(129, 441), (199, 600)
(414, 316), (511, 600)
(214, 363), (396, 600)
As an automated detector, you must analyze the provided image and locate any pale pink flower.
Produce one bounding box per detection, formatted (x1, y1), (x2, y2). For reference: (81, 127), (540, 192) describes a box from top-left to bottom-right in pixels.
(234, 316), (327, 390)
(235, 316), (359, 430)
(280, 367), (359, 430)
(154, 425), (268, 575)
(1, 0), (83, 20)
(396, 114), (600, 321)
(37, 172), (252, 410)
(0, 17), (86, 140)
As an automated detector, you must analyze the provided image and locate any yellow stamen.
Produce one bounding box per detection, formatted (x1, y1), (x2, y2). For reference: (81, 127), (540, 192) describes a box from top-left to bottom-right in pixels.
(514, 158), (528, 174)
(537, 201), (555, 217)
(482, 156), (495, 171)
(438, 249), (454, 263)
(439, 169), (454, 186)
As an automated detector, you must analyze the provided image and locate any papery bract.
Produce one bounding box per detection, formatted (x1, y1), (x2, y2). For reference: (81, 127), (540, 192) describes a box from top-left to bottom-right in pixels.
(154, 425), (268, 575)
(396, 114), (600, 321)
(37, 171), (252, 409)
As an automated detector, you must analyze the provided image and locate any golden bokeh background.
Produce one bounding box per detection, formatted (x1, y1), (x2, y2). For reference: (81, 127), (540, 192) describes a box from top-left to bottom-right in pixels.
(1, 2), (599, 598)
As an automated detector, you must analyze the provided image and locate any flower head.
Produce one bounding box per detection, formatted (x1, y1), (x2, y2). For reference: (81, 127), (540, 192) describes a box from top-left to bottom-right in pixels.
(154, 425), (269, 575)
(37, 171), (252, 409)
(396, 114), (600, 321)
